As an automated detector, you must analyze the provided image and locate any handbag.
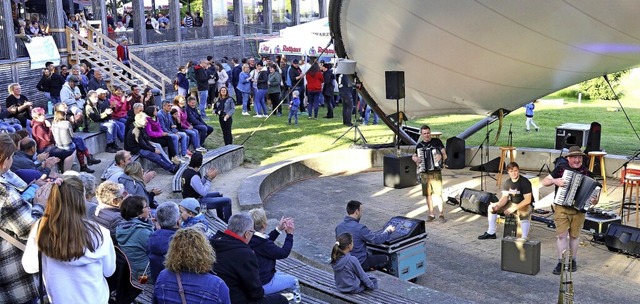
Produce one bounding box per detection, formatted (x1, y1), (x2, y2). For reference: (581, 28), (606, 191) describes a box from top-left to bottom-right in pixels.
(176, 272), (187, 304)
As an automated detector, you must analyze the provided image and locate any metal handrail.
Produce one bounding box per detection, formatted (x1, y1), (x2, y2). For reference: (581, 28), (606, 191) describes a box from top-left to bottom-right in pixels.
(84, 26), (173, 87)
(65, 28), (165, 96)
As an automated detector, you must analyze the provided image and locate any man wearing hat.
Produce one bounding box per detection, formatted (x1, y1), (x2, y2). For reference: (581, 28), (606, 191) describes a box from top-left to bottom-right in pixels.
(542, 145), (599, 275)
(288, 59), (305, 112)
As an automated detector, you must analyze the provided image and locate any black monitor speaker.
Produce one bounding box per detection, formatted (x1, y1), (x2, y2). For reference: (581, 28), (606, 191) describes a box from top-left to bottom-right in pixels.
(459, 188), (499, 216)
(385, 71), (405, 99)
(605, 223), (640, 256)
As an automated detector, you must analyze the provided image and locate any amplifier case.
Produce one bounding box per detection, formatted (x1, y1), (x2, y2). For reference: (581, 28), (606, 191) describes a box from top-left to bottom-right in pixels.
(368, 240), (427, 281)
(501, 236), (541, 275)
(383, 154), (417, 189)
(583, 215), (621, 234)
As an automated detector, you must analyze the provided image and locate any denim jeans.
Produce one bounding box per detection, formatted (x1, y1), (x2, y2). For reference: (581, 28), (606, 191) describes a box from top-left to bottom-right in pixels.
(199, 192), (232, 223)
(193, 124), (213, 146)
(173, 131), (189, 156)
(364, 106), (378, 125)
(182, 128), (201, 149)
(138, 148), (174, 171)
(288, 108), (299, 125)
(100, 120), (122, 144)
(254, 89), (268, 115)
(198, 90), (208, 117)
(262, 272), (298, 295)
(241, 91), (250, 113)
(306, 91), (322, 118)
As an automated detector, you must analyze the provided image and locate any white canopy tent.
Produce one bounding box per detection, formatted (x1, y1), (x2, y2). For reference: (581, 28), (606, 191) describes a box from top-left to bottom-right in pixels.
(259, 18), (334, 57)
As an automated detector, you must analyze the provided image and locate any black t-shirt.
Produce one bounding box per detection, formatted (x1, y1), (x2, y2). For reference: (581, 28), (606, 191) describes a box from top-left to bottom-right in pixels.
(502, 175), (532, 205)
(5, 94), (31, 122)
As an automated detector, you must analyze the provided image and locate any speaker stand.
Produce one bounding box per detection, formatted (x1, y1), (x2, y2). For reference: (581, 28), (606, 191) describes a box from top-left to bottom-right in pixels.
(471, 124), (496, 191)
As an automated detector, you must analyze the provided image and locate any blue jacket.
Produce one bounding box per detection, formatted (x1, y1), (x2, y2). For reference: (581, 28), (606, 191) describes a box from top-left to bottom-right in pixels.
(116, 218), (154, 279)
(153, 270), (231, 304)
(147, 228), (178, 283)
(237, 72), (252, 93)
(525, 102), (535, 117)
(185, 105), (207, 127)
(335, 216), (391, 264)
(156, 110), (177, 133)
(248, 229), (293, 285)
(182, 214), (215, 240)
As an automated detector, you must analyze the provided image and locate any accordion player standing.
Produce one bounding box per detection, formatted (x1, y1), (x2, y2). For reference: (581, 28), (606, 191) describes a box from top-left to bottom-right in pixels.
(542, 146), (600, 275)
(411, 125), (447, 223)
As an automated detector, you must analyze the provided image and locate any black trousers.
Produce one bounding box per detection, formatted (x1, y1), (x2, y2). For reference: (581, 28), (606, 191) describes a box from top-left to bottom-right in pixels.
(361, 253), (389, 271)
(269, 92), (282, 114)
(324, 93), (334, 117)
(150, 136), (176, 159)
(340, 91), (353, 125)
(218, 115), (233, 145)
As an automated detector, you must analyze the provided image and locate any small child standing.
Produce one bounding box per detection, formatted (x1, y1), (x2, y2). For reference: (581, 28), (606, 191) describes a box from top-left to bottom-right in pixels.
(524, 100), (539, 132)
(331, 233), (378, 294)
(288, 90), (301, 125)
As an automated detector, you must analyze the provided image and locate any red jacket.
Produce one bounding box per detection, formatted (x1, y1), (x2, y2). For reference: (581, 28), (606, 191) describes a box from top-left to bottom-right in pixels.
(305, 70), (324, 92)
(31, 120), (53, 152)
(110, 95), (129, 119)
(116, 44), (129, 62)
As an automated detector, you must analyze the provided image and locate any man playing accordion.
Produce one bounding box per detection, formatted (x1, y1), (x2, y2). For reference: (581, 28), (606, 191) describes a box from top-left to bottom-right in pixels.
(542, 146), (600, 275)
(412, 125), (447, 223)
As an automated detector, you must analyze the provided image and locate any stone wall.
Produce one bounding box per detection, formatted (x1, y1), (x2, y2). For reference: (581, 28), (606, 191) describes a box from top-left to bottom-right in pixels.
(0, 37), (257, 108)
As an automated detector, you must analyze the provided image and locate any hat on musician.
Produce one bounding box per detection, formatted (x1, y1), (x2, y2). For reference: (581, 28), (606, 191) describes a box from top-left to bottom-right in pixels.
(566, 146), (585, 157)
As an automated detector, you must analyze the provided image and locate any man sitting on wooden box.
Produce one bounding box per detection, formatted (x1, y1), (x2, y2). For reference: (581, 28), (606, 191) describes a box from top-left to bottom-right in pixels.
(478, 162), (533, 240)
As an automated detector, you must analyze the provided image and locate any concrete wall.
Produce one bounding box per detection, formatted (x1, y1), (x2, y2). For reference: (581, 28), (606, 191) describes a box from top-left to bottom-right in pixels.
(0, 37), (254, 108)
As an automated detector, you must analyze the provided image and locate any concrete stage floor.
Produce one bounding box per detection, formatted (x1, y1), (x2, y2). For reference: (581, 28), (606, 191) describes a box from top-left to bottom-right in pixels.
(262, 168), (640, 303)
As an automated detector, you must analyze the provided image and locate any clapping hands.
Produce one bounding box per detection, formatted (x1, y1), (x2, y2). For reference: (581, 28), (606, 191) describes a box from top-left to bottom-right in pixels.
(278, 216), (295, 234)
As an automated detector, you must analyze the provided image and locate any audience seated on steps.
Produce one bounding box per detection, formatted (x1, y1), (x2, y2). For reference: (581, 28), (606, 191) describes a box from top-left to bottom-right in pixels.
(119, 161), (162, 209)
(171, 95), (206, 153)
(11, 137), (60, 184)
(59, 75), (86, 131)
(124, 112), (179, 174)
(211, 213), (289, 304)
(110, 86), (130, 131)
(153, 227), (231, 303)
(85, 89), (124, 153)
(31, 107), (76, 173)
(116, 195), (155, 283)
(51, 109), (101, 173)
(178, 198), (215, 239)
(147, 202), (180, 283)
(181, 152), (232, 223)
(157, 99), (191, 159)
(144, 106), (182, 165)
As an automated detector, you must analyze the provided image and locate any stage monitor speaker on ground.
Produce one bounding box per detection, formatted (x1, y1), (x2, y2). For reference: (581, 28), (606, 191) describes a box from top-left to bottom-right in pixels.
(445, 137), (465, 169)
(605, 223), (640, 256)
(385, 71), (405, 99)
(383, 154), (417, 189)
(459, 188), (498, 216)
(469, 157), (503, 173)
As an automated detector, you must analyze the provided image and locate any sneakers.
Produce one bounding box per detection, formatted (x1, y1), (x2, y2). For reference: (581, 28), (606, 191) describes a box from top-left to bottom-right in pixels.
(171, 156), (183, 165)
(438, 215), (447, 223)
(186, 150), (193, 157)
(426, 215), (436, 222)
(478, 232), (497, 240)
(242, 112), (250, 116)
(552, 262), (563, 275)
(195, 147), (207, 153)
(535, 128), (539, 132)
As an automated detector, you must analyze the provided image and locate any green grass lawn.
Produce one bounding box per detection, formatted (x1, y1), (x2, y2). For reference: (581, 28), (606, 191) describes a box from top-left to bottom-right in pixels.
(205, 71), (640, 166)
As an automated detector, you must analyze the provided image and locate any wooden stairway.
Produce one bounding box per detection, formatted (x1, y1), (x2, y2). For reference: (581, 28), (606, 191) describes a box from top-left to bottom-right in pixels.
(65, 26), (172, 98)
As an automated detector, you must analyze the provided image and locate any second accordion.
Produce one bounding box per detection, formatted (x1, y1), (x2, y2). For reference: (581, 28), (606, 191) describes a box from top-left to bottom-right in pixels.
(417, 147), (443, 173)
(553, 169), (601, 212)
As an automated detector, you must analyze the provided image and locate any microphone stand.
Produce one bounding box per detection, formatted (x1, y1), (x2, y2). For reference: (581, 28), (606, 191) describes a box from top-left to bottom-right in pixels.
(471, 123), (494, 191)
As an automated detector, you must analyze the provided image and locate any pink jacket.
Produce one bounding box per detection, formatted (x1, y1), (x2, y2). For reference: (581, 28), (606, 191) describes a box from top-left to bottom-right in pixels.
(172, 106), (192, 130)
(145, 117), (165, 138)
(109, 95), (129, 119)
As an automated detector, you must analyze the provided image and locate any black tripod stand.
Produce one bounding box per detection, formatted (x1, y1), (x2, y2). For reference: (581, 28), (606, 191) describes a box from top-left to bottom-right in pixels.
(333, 103), (367, 145)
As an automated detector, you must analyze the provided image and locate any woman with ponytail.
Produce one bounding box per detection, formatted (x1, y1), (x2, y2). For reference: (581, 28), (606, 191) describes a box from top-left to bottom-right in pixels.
(331, 233), (378, 294)
(22, 174), (116, 303)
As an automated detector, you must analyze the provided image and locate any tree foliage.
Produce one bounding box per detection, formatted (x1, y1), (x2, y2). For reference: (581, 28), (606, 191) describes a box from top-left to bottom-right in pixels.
(579, 70), (628, 100)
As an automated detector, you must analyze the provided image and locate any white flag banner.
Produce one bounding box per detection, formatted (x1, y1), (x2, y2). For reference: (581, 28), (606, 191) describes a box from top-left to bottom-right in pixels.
(24, 36), (61, 70)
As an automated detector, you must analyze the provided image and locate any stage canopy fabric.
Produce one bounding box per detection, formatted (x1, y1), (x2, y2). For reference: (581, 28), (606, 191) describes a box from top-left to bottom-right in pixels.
(331, 0), (640, 119)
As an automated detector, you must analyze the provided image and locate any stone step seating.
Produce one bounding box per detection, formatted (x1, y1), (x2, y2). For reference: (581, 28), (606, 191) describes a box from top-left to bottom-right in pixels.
(133, 211), (329, 304)
(202, 214), (418, 304)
